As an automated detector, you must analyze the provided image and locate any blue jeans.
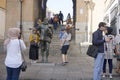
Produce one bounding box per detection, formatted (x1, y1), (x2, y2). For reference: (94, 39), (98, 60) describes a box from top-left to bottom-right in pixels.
(93, 53), (104, 80)
(6, 66), (21, 80)
(103, 59), (113, 74)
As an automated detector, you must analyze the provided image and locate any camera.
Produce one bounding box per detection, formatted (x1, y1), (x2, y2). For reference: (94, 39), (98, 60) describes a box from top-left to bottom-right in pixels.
(109, 36), (113, 40)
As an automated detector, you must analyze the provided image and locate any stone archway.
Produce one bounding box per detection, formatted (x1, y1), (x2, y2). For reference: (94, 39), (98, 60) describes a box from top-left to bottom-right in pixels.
(36, 0), (76, 26)
(36, 0), (76, 40)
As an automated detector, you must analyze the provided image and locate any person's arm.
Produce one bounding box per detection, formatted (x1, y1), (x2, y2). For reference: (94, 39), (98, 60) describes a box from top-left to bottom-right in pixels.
(20, 40), (26, 51)
(93, 32), (105, 45)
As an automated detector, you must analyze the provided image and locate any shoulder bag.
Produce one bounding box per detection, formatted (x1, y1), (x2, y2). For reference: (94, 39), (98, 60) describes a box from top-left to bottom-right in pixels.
(19, 40), (27, 72)
(86, 45), (98, 58)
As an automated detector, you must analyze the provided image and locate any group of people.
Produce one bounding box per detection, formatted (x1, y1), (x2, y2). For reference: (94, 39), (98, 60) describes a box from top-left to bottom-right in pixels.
(92, 22), (120, 80)
(48, 11), (72, 32)
(29, 18), (72, 64)
(3, 16), (73, 79)
(4, 21), (120, 80)
(29, 18), (53, 63)
(3, 18), (54, 80)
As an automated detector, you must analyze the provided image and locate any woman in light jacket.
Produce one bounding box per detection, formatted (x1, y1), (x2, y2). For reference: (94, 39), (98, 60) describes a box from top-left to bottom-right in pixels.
(4, 28), (26, 80)
(102, 27), (114, 78)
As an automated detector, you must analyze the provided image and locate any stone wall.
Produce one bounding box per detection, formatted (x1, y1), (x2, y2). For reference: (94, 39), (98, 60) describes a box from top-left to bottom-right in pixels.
(75, 0), (88, 44)
(6, 0), (35, 46)
(0, 0), (6, 9)
(0, 8), (6, 40)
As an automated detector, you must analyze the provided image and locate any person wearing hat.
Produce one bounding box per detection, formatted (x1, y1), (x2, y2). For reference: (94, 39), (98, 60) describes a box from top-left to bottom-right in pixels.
(60, 25), (71, 66)
(4, 28), (26, 80)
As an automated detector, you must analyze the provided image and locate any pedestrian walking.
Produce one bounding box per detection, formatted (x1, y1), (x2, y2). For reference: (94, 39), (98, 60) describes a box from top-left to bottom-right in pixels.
(92, 22), (110, 80)
(29, 28), (40, 63)
(53, 14), (59, 32)
(66, 13), (72, 24)
(4, 28), (26, 80)
(102, 27), (114, 78)
(60, 25), (71, 66)
(58, 11), (64, 25)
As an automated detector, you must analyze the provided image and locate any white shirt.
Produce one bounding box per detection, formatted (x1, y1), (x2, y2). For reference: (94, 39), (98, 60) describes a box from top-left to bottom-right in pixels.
(5, 39), (26, 68)
(62, 32), (71, 46)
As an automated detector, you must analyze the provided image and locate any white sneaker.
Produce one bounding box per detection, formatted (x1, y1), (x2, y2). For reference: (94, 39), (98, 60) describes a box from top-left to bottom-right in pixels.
(102, 74), (105, 78)
(109, 74), (112, 78)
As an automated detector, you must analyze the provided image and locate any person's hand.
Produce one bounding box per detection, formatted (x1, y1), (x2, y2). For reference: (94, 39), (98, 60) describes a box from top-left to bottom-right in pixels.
(105, 37), (110, 42)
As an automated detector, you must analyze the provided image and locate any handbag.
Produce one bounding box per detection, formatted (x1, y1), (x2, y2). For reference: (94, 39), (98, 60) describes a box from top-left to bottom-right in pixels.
(19, 40), (27, 72)
(86, 45), (98, 58)
(21, 61), (27, 72)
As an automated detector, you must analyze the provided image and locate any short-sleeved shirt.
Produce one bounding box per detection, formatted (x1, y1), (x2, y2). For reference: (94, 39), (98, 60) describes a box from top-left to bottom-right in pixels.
(61, 32), (71, 46)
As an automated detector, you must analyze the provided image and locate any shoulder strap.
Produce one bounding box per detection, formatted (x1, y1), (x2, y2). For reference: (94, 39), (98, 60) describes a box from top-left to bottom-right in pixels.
(19, 40), (25, 62)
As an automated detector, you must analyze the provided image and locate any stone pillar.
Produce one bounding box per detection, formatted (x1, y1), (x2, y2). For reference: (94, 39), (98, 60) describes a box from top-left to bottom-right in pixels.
(75, 0), (87, 43)
(6, 0), (34, 46)
(0, 8), (6, 40)
(0, 0), (6, 40)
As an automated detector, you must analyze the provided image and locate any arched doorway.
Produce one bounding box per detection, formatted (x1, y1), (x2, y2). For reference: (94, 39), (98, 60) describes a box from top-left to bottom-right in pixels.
(36, 0), (76, 26)
(34, 0), (76, 40)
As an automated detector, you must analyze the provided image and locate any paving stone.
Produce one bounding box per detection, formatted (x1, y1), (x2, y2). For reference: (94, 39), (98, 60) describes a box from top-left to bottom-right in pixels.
(0, 25), (120, 80)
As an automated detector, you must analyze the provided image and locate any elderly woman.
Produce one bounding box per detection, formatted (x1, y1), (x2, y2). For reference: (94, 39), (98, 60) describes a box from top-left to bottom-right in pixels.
(4, 28), (26, 80)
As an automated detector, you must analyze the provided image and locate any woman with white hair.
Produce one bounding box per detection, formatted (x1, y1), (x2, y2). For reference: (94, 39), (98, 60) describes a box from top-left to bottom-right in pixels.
(4, 28), (26, 80)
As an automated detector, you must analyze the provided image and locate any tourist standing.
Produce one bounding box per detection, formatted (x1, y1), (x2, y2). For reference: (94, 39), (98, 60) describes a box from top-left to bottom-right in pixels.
(29, 28), (39, 63)
(92, 22), (110, 80)
(4, 28), (26, 80)
(60, 25), (71, 66)
(102, 27), (114, 78)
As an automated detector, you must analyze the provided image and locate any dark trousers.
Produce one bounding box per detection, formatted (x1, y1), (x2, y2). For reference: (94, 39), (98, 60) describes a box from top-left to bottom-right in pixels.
(53, 22), (58, 30)
(6, 66), (21, 80)
(103, 59), (113, 73)
(59, 19), (63, 25)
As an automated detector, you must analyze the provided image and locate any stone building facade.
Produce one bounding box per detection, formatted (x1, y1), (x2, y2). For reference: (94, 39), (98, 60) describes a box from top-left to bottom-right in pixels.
(3, 0), (107, 44)
(0, 0), (6, 40)
(104, 0), (120, 35)
(76, 0), (105, 43)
